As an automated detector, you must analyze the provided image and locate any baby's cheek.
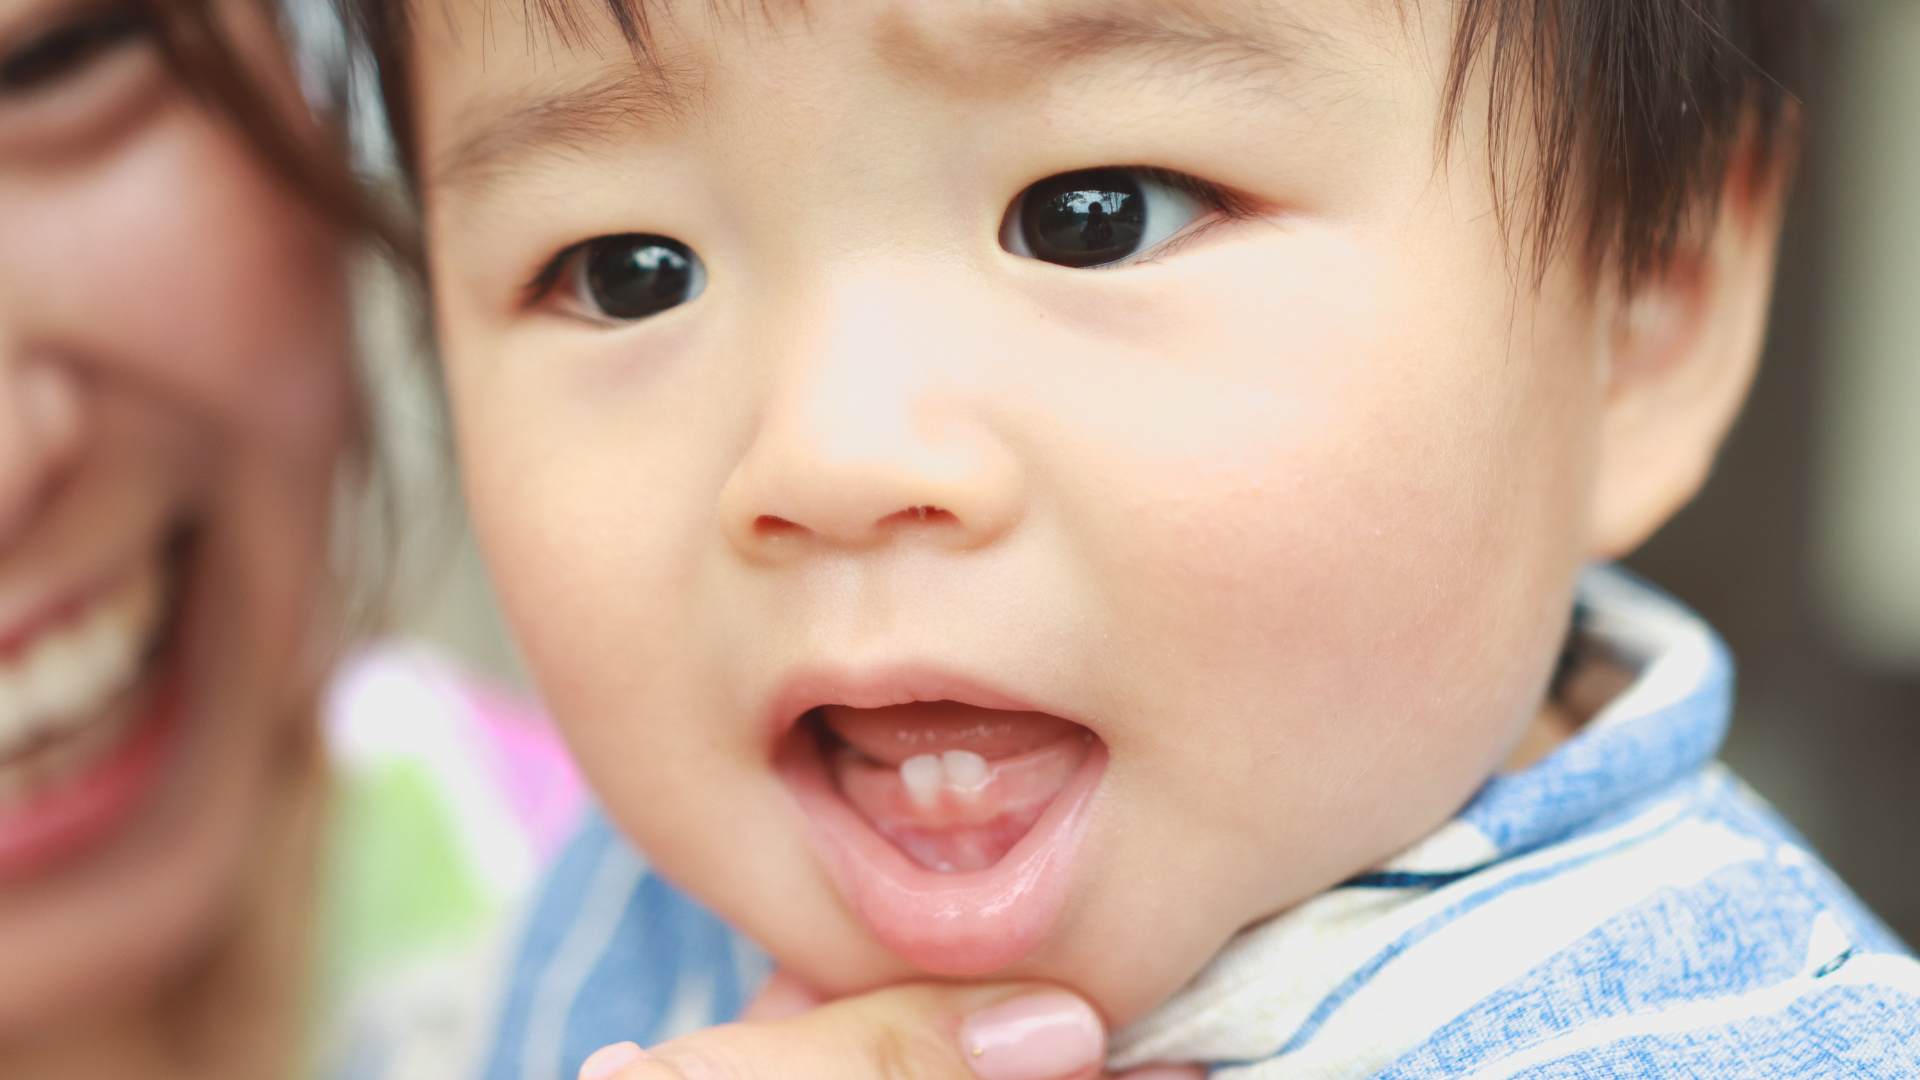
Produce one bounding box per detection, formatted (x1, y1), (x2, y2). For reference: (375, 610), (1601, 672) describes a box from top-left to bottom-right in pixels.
(1070, 350), (1582, 881)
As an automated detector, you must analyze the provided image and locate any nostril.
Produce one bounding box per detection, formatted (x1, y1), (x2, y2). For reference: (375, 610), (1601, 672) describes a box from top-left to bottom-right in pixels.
(882, 505), (957, 528)
(755, 514), (807, 537)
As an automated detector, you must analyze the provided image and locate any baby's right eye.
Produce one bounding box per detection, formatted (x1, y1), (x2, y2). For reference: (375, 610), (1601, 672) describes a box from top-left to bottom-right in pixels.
(543, 234), (706, 322)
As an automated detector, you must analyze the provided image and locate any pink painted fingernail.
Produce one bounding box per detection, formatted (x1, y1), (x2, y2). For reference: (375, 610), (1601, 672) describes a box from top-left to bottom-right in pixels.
(960, 992), (1105, 1080)
(581, 1042), (647, 1080)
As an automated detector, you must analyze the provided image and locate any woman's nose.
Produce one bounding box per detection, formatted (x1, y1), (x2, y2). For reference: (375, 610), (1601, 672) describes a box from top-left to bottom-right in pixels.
(719, 278), (1025, 561)
(0, 349), (83, 545)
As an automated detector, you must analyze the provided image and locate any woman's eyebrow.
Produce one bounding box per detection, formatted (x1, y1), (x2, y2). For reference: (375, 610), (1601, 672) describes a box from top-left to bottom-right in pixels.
(428, 0), (1315, 195)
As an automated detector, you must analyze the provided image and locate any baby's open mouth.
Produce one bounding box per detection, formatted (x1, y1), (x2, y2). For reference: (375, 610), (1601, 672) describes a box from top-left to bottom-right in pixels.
(774, 680), (1108, 973)
(809, 702), (1095, 873)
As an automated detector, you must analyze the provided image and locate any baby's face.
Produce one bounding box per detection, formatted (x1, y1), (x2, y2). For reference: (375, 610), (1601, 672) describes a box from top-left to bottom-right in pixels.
(421, 0), (1615, 1023)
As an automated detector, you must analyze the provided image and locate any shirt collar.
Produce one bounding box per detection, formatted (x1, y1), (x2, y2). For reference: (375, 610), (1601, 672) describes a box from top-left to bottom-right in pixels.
(1107, 564), (1734, 1071)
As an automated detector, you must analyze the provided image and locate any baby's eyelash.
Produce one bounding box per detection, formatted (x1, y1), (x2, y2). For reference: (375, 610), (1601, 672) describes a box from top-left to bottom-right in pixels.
(1139, 166), (1259, 221)
(521, 243), (583, 309)
(1112, 167), (1259, 268)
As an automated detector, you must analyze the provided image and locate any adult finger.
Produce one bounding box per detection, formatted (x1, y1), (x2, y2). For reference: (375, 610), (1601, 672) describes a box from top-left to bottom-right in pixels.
(583, 983), (1106, 1080)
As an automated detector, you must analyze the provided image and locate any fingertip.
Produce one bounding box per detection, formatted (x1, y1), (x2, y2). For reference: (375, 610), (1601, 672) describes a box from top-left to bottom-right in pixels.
(581, 1041), (649, 1080)
(959, 990), (1105, 1080)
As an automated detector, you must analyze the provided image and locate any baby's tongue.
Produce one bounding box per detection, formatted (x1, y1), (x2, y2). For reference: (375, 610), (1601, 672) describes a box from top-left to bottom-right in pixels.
(819, 702), (1092, 874)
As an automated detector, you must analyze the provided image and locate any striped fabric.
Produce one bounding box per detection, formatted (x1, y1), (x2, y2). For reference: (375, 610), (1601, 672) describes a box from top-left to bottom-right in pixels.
(484, 567), (1920, 1080)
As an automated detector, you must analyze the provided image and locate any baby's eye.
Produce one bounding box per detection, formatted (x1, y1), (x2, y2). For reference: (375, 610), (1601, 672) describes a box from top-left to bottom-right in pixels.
(548, 233), (706, 322)
(1002, 167), (1214, 269)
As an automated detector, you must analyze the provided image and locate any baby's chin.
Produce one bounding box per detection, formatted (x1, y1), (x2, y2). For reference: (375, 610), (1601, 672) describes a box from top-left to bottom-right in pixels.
(770, 697), (1111, 977)
(752, 872), (1216, 1032)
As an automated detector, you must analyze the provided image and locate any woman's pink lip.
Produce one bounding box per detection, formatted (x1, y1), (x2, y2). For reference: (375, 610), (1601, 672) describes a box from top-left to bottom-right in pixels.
(777, 726), (1106, 976)
(0, 672), (183, 881)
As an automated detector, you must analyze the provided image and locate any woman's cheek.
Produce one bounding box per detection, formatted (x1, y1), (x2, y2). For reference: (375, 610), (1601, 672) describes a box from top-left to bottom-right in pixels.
(57, 105), (350, 449)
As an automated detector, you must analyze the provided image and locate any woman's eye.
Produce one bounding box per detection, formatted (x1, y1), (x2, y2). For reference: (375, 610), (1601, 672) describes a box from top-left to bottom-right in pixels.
(1002, 167), (1208, 268)
(0, 7), (145, 96)
(568, 234), (706, 321)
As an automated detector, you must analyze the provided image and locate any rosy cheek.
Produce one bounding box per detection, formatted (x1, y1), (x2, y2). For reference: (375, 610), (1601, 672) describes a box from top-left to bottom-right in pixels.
(40, 108), (351, 458)
(1042, 233), (1577, 786)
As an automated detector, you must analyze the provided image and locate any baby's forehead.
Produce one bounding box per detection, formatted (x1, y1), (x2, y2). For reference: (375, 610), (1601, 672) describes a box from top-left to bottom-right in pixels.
(418, 0), (1409, 189)
(472, 0), (1364, 62)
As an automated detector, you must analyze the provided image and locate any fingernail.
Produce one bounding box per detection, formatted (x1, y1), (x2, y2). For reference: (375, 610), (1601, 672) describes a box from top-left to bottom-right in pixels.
(960, 992), (1105, 1080)
(581, 1042), (647, 1080)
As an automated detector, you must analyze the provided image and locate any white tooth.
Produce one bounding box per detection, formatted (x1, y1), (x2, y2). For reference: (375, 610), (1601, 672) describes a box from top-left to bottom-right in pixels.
(0, 564), (164, 760)
(86, 603), (139, 700)
(941, 750), (989, 794)
(901, 753), (944, 808)
(0, 671), (20, 745)
(25, 632), (85, 719)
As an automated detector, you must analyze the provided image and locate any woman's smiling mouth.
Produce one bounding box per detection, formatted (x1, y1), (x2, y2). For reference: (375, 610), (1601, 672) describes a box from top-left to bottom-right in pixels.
(772, 676), (1109, 975)
(0, 550), (184, 878)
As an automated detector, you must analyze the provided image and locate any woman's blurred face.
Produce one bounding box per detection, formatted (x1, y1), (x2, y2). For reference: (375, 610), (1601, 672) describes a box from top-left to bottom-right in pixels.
(0, 0), (350, 1031)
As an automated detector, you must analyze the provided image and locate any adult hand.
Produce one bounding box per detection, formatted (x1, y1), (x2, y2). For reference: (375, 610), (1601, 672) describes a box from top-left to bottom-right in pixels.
(576, 980), (1203, 1080)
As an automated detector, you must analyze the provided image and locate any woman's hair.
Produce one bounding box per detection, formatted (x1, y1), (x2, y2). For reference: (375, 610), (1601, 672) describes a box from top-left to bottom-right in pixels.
(134, 0), (430, 634)
(140, 0), (401, 251)
(344, 0), (1812, 290)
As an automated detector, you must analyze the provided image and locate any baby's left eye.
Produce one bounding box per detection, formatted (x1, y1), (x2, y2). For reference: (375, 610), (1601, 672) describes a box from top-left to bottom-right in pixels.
(1001, 167), (1218, 268)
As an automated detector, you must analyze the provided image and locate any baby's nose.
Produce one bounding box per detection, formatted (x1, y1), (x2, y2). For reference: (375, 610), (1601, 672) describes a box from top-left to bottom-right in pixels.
(719, 382), (1024, 556)
(717, 274), (1025, 559)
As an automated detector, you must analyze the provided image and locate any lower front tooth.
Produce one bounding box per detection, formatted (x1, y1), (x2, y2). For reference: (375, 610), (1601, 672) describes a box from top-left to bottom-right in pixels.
(901, 753), (943, 807)
(942, 750), (989, 793)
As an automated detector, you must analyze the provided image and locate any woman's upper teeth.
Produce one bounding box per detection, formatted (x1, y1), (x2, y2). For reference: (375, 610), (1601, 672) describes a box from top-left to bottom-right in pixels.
(0, 567), (161, 759)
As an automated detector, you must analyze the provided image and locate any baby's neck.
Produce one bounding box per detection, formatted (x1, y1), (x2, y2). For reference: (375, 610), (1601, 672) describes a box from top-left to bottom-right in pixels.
(1503, 642), (1638, 772)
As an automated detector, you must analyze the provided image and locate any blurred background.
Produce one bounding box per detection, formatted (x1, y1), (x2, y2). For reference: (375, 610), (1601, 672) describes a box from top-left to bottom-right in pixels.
(377, 0), (1920, 943)
(1627, 0), (1920, 942)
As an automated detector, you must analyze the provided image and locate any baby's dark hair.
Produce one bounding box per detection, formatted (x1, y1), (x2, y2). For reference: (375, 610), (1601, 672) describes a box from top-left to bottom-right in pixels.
(1441, 0), (1809, 287)
(349, 0), (1811, 289)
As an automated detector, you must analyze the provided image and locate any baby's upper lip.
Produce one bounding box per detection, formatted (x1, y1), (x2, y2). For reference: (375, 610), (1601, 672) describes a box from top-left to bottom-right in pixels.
(763, 662), (1081, 740)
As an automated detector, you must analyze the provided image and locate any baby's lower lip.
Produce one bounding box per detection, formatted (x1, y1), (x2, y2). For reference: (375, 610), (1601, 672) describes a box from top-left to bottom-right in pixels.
(776, 699), (1107, 975)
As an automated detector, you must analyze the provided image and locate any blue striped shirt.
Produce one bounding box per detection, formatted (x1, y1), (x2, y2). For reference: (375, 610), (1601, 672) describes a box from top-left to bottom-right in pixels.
(484, 567), (1920, 1080)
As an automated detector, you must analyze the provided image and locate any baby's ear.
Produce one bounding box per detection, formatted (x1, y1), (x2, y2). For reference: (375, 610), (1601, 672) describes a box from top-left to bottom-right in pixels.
(1587, 161), (1788, 560)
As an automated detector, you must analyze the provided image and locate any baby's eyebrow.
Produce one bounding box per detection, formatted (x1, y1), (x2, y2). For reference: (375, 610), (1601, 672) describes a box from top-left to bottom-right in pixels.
(428, 0), (1316, 195)
(430, 65), (691, 193)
